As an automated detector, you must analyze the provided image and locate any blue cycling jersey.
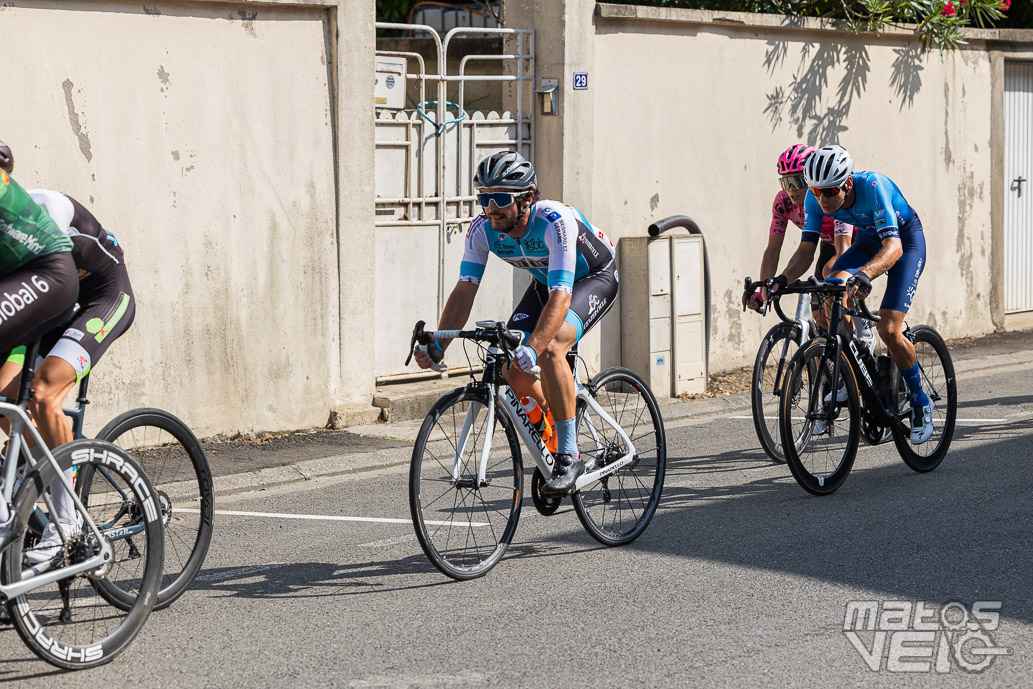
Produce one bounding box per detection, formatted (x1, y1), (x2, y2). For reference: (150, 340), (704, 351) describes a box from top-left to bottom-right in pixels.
(802, 171), (917, 243)
(459, 201), (615, 293)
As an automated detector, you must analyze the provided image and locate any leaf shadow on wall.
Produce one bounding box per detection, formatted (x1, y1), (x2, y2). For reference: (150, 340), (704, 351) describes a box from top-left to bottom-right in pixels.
(762, 37), (924, 144)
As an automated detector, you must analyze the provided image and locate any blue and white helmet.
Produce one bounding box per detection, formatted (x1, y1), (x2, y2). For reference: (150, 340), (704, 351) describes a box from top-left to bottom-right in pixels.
(804, 145), (853, 189)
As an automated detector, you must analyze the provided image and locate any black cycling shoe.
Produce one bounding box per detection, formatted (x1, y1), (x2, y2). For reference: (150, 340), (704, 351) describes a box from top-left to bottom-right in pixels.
(542, 453), (584, 495)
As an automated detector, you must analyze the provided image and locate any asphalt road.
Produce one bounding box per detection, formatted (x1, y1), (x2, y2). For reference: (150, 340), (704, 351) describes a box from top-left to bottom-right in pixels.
(2, 361), (1031, 687)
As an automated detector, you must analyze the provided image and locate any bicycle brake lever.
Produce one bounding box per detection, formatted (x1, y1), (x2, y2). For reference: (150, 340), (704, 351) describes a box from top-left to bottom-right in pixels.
(404, 320), (425, 366)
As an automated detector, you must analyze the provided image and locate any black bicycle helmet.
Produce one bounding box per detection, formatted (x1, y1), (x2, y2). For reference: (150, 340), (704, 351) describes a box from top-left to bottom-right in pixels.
(473, 151), (536, 191)
(0, 141), (12, 174)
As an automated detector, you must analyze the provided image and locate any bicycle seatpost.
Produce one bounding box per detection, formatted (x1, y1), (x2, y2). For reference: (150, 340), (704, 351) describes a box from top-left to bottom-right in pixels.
(15, 338), (42, 406)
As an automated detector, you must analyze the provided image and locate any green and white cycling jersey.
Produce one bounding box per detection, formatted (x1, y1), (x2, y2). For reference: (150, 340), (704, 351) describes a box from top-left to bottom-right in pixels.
(0, 170), (72, 275)
(459, 200), (616, 294)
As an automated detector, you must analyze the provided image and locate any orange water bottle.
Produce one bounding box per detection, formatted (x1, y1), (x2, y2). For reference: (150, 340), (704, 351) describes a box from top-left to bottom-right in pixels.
(519, 396), (556, 452)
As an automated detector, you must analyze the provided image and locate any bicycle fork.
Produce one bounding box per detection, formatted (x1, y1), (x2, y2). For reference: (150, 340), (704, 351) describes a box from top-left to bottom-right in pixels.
(451, 390), (496, 490)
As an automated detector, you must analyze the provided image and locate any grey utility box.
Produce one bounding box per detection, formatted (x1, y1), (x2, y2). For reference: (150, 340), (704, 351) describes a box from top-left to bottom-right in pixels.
(620, 232), (706, 396)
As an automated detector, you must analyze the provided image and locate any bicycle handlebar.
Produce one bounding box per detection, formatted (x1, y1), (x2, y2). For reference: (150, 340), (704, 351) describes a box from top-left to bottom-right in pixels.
(405, 320), (538, 374)
(741, 276), (880, 324)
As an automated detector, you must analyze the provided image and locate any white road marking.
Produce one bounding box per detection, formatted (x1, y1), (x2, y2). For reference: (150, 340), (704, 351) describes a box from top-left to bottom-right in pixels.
(179, 508), (489, 528)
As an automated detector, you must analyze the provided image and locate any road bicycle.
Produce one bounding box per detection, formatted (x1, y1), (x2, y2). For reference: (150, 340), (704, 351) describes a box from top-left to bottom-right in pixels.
(405, 320), (666, 580)
(777, 279), (957, 495)
(743, 277), (822, 463)
(11, 370), (214, 611)
(0, 336), (164, 670)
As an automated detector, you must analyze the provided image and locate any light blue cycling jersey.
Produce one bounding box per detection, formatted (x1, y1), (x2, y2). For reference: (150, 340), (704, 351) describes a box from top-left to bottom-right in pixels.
(802, 171), (918, 243)
(459, 200), (615, 293)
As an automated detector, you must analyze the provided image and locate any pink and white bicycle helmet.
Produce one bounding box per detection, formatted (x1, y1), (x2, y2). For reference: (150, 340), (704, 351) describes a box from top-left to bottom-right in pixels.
(777, 144), (814, 176)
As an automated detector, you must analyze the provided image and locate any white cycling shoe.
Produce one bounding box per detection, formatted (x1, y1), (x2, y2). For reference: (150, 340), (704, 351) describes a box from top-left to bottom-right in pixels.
(910, 400), (935, 445)
(24, 513), (83, 565)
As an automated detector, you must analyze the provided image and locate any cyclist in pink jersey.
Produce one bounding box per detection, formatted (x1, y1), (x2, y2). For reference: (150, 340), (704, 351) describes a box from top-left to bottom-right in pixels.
(745, 144), (854, 321)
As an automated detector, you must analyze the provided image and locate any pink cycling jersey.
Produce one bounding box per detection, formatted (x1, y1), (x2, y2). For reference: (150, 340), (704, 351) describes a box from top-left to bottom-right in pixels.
(769, 190), (852, 244)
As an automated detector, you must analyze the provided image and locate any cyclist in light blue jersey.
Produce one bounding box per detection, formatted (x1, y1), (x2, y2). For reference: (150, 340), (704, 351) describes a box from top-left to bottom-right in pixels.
(413, 151), (619, 494)
(769, 145), (932, 444)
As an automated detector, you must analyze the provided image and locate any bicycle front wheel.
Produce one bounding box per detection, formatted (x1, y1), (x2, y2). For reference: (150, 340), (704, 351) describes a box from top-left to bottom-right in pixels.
(780, 340), (860, 495)
(2, 439), (164, 670)
(409, 388), (522, 580)
(892, 326), (958, 472)
(572, 367), (666, 546)
(91, 408), (214, 610)
(751, 323), (801, 463)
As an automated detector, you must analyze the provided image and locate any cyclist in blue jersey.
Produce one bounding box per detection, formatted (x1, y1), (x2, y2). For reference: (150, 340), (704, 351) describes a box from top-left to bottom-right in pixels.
(412, 151), (619, 494)
(768, 145), (932, 444)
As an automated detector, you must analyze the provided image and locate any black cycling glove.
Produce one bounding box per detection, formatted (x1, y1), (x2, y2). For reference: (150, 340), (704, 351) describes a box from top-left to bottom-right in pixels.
(769, 275), (788, 294)
(847, 272), (872, 299)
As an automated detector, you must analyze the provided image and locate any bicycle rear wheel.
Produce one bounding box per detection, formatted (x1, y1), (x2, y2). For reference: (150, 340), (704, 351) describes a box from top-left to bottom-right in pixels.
(892, 326), (958, 472)
(2, 439), (163, 670)
(572, 367), (666, 546)
(751, 324), (801, 463)
(780, 340), (860, 495)
(409, 388), (522, 580)
(90, 408), (213, 609)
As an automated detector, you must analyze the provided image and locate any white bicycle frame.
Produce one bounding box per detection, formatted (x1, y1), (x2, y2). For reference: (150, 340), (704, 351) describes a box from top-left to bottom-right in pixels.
(0, 401), (113, 601)
(446, 344), (637, 493)
(793, 292), (818, 344)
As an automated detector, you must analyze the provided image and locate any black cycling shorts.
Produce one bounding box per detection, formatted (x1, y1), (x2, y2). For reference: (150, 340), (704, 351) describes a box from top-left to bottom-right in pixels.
(0, 252), (78, 352)
(507, 262), (619, 342)
(38, 265), (135, 381)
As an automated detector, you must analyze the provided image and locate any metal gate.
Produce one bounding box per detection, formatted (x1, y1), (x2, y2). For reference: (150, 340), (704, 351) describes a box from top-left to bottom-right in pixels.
(1005, 61), (1033, 314)
(373, 23), (534, 380)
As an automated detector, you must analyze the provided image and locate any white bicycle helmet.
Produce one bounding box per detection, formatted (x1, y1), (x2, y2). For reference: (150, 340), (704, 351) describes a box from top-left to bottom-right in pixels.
(804, 145), (853, 189)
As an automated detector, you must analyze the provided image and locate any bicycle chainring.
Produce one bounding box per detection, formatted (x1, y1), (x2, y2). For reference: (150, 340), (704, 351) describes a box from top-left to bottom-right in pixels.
(530, 467), (562, 516)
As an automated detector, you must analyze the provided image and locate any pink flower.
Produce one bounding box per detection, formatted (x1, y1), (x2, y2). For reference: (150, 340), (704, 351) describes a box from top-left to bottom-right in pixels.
(1000, 0), (1010, 10)
(942, 0), (956, 16)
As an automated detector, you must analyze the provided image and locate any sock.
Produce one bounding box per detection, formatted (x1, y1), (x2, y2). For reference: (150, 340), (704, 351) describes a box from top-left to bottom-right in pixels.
(49, 468), (76, 524)
(0, 497), (8, 523)
(555, 417), (578, 458)
(901, 363), (930, 407)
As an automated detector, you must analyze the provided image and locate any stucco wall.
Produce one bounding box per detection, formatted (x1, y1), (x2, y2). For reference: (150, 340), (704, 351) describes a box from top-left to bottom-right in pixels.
(592, 6), (999, 373)
(0, 0), (373, 437)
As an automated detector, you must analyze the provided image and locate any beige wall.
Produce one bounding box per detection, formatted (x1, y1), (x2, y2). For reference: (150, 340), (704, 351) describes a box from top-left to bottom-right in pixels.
(0, 0), (375, 437)
(592, 5), (1003, 374)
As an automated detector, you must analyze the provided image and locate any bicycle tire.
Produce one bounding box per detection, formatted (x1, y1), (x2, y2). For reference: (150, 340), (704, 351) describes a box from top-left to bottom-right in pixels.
(88, 408), (213, 610)
(891, 326), (958, 472)
(571, 367), (666, 546)
(751, 323), (801, 463)
(780, 340), (860, 495)
(409, 387), (522, 580)
(2, 439), (163, 670)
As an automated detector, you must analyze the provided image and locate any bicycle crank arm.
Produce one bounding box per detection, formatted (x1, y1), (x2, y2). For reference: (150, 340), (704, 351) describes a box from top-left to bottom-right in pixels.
(574, 451), (635, 491)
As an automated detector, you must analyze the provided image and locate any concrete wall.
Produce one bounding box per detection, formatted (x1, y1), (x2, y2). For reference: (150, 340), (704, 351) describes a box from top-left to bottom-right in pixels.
(0, 0), (375, 437)
(507, 2), (1025, 379)
(586, 5), (1015, 375)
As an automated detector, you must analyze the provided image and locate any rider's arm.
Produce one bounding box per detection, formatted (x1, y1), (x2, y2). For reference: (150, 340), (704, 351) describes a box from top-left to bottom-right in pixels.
(434, 280), (479, 349)
(775, 240), (819, 288)
(760, 230), (785, 280)
(856, 236), (903, 280)
(525, 204), (579, 353)
(526, 291), (572, 355)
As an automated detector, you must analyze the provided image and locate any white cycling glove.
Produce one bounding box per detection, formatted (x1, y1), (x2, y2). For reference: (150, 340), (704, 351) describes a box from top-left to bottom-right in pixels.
(512, 344), (538, 372)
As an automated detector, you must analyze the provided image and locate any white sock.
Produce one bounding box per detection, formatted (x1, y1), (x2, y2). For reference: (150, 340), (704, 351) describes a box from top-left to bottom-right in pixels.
(0, 499), (9, 523)
(48, 468), (76, 524)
